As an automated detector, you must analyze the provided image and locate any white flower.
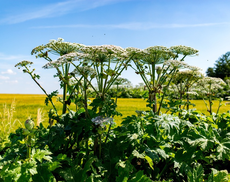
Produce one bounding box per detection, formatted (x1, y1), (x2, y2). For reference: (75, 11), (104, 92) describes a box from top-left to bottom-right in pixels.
(145, 46), (170, 53)
(170, 45), (199, 56)
(32, 38), (84, 57)
(125, 47), (146, 59)
(197, 77), (226, 95)
(186, 91), (198, 96)
(91, 116), (114, 127)
(163, 59), (189, 69)
(42, 52), (88, 69)
(81, 45), (126, 55)
(198, 77), (226, 86)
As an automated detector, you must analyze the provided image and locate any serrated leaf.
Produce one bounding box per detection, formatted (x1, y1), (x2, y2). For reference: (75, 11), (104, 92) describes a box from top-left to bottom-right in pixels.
(216, 142), (230, 160)
(32, 149), (52, 163)
(22, 160), (38, 175)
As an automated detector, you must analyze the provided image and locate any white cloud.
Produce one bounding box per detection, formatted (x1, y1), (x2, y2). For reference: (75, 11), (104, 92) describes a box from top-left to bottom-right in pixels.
(0, 0), (127, 24)
(5, 80), (18, 84)
(0, 53), (29, 61)
(1, 69), (16, 75)
(0, 76), (10, 80)
(31, 22), (230, 30)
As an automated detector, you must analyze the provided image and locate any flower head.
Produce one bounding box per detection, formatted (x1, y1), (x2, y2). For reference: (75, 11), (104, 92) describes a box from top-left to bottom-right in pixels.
(80, 45), (127, 63)
(31, 38), (84, 58)
(163, 59), (189, 69)
(91, 116), (114, 127)
(125, 47), (146, 60)
(42, 52), (88, 69)
(15, 60), (33, 68)
(197, 77), (226, 95)
(170, 45), (199, 57)
(143, 46), (173, 64)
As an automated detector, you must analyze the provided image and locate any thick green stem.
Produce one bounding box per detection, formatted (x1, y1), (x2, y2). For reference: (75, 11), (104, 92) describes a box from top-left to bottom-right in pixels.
(27, 136), (32, 160)
(216, 98), (222, 115)
(209, 94), (212, 115)
(179, 82), (183, 109)
(105, 59), (132, 93)
(151, 64), (157, 113)
(202, 98), (209, 112)
(105, 123), (112, 143)
(26, 67), (58, 117)
(100, 61), (103, 93)
(71, 62), (99, 95)
(99, 134), (102, 159)
(62, 64), (69, 114)
(83, 77), (90, 118)
(86, 137), (89, 160)
(115, 84), (118, 104)
(186, 87), (189, 111)
(157, 70), (177, 115)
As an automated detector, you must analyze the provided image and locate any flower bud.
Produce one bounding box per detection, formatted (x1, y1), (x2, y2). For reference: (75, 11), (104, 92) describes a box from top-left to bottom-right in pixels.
(156, 66), (162, 75)
(25, 119), (34, 130)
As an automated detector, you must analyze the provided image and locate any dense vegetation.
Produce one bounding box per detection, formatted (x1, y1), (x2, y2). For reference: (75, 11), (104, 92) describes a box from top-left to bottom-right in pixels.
(1, 38), (230, 181)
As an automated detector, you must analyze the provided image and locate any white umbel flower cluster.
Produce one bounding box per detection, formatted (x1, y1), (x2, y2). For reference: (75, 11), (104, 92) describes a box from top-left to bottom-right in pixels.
(43, 52), (88, 69)
(81, 45), (126, 56)
(91, 116), (114, 127)
(197, 77), (226, 95)
(198, 77), (226, 86)
(170, 45), (199, 56)
(163, 60), (189, 69)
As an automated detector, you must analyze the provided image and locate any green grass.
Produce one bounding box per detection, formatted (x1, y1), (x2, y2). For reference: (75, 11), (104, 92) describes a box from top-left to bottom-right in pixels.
(0, 94), (229, 138)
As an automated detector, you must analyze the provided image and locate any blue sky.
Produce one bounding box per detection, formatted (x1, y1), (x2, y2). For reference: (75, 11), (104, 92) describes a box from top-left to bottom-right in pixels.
(1, 0), (230, 94)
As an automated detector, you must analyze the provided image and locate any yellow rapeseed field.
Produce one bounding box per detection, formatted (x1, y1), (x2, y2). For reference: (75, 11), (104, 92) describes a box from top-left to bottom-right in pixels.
(0, 94), (230, 138)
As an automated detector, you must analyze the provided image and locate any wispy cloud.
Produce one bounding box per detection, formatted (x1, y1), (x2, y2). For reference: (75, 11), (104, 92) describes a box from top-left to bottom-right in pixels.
(0, 53), (27, 61)
(0, 0), (126, 24)
(5, 80), (18, 84)
(31, 22), (230, 30)
(1, 69), (16, 75)
(0, 76), (9, 80)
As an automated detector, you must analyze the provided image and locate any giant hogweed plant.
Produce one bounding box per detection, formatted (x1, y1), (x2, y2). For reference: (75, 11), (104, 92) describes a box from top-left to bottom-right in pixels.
(127, 45), (199, 114)
(42, 44), (132, 158)
(196, 77), (226, 115)
(10, 39), (230, 181)
(168, 69), (203, 112)
(31, 38), (83, 114)
(44, 44), (130, 116)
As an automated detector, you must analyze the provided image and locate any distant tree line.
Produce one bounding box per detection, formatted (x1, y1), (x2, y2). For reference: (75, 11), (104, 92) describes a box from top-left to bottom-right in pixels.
(206, 52), (230, 79)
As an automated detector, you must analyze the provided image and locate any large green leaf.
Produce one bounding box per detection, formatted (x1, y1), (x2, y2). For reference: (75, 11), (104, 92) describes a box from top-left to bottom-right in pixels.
(187, 164), (204, 182)
(208, 168), (229, 182)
